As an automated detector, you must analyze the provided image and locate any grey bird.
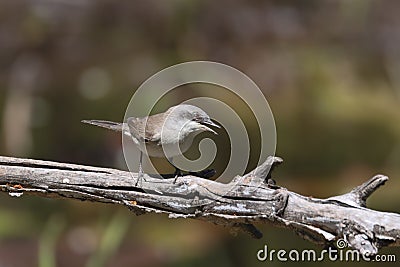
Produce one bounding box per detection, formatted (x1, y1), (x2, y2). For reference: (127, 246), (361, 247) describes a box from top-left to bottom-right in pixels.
(82, 104), (220, 185)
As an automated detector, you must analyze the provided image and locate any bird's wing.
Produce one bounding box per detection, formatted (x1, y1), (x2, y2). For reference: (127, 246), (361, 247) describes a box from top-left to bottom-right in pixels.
(127, 114), (163, 143)
(127, 117), (147, 142)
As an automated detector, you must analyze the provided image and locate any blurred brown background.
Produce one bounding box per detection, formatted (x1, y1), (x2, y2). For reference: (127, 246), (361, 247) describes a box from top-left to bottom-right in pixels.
(1, 0), (400, 266)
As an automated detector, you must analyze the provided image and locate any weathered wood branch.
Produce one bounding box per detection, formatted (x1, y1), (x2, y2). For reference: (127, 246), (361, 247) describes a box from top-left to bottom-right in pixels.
(0, 155), (399, 256)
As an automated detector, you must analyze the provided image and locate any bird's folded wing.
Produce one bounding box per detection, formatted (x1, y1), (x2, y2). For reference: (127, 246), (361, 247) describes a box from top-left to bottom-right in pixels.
(127, 116), (161, 143)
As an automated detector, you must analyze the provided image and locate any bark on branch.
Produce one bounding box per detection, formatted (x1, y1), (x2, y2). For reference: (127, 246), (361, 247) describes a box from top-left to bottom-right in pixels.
(0, 155), (399, 256)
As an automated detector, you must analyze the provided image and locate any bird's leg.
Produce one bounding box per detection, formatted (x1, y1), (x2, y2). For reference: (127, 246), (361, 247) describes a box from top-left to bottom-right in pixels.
(173, 167), (184, 183)
(136, 151), (146, 186)
(168, 158), (183, 184)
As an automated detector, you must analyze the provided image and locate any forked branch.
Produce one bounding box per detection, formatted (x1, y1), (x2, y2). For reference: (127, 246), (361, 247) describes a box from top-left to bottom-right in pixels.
(0, 156), (399, 256)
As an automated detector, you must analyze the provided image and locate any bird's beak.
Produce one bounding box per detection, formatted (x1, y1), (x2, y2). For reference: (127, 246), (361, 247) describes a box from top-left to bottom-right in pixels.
(200, 119), (220, 135)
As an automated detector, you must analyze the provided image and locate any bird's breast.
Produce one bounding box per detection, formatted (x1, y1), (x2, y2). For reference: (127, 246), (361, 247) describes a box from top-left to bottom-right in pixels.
(136, 134), (196, 158)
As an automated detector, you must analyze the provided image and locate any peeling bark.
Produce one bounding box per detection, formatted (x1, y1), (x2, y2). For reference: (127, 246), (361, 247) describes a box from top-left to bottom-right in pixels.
(0, 156), (399, 256)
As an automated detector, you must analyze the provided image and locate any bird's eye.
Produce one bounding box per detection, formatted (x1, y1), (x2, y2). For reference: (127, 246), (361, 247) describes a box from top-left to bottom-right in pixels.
(193, 117), (202, 123)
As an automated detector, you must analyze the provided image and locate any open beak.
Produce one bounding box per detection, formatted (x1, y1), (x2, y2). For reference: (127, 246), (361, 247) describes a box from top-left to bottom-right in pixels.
(200, 118), (220, 135)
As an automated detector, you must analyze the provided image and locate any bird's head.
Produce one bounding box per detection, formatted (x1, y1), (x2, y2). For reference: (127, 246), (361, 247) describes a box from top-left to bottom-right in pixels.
(166, 104), (220, 136)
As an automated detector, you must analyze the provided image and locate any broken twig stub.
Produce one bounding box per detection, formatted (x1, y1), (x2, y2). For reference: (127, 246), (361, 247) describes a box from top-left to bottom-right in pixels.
(0, 155), (399, 256)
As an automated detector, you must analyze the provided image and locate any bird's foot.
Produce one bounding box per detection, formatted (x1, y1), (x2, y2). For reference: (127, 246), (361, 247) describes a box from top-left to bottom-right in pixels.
(135, 174), (141, 186)
(171, 168), (215, 184)
(135, 170), (147, 187)
(173, 168), (184, 184)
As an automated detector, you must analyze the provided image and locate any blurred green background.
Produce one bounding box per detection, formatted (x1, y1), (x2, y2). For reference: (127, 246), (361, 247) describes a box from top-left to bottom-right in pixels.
(1, 0), (400, 266)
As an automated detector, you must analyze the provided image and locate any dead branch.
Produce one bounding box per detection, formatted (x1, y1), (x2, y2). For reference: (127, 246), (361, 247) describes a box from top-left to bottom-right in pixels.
(0, 155), (399, 256)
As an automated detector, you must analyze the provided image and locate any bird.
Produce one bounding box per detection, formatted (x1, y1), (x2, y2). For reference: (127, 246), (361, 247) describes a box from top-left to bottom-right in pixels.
(82, 104), (220, 185)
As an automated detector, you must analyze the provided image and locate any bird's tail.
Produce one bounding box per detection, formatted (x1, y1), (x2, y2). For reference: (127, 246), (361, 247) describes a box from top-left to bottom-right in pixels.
(81, 119), (123, 132)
